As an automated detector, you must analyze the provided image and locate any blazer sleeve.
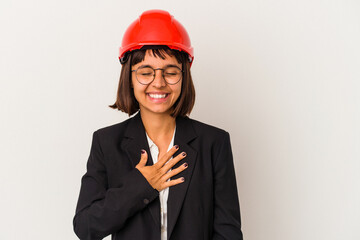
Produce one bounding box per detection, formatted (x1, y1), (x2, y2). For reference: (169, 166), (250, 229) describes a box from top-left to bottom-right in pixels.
(73, 131), (159, 240)
(212, 131), (243, 240)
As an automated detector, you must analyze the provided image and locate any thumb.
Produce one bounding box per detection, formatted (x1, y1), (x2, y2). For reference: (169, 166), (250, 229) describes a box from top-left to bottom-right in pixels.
(137, 149), (148, 167)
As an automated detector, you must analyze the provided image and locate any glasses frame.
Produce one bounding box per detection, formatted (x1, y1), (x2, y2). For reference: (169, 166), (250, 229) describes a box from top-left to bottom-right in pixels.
(131, 65), (184, 85)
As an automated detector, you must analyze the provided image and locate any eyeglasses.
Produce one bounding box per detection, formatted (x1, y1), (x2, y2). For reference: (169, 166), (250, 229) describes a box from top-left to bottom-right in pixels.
(131, 65), (183, 85)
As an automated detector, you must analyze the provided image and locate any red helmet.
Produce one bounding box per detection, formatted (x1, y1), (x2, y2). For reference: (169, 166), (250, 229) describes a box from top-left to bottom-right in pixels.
(119, 9), (194, 67)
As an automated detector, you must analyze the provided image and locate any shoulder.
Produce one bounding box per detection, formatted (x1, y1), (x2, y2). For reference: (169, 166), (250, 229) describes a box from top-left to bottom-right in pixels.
(93, 117), (132, 139)
(184, 116), (230, 140)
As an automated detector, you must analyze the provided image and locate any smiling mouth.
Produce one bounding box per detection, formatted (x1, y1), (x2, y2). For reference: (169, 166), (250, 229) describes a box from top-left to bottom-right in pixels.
(147, 93), (169, 99)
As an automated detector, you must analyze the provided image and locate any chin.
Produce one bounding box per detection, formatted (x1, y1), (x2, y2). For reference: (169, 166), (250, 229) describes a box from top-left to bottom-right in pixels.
(142, 106), (173, 115)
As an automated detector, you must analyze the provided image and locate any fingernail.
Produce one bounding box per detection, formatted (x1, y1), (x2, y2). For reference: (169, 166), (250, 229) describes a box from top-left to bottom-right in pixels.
(181, 177), (185, 182)
(183, 162), (188, 168)
(174, 145), (179, 149)
(182, 152), (187, 157)
(141, 149), (145, 154)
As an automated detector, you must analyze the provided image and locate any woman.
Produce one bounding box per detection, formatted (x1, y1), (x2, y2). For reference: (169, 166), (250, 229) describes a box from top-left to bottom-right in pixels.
(73, 9), (243, 240)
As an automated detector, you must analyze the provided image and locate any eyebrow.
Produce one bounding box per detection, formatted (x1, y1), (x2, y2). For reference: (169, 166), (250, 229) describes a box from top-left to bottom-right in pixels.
(139, 64), (181, 68)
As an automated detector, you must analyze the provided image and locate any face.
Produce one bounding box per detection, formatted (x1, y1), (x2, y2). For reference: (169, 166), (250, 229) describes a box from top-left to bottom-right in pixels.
(131, 50), (183, 117)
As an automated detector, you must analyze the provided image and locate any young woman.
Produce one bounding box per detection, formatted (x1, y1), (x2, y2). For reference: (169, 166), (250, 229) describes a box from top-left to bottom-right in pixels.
(73, 9), (243, 240)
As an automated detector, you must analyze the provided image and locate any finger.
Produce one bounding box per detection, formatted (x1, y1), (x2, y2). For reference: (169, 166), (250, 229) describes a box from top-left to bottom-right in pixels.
(161, 162), (188, 181)
(137, 149), (148, 167)
(156, 145), (179, 167)
(162, 152), (187, 173)
(162, 177), (185, 189)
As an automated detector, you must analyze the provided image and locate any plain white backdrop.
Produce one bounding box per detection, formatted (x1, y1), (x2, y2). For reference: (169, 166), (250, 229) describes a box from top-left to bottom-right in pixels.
(1, 0), (359, 239)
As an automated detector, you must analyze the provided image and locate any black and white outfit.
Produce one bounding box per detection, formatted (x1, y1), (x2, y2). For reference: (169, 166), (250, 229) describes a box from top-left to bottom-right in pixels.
(73, 111), (243, 240)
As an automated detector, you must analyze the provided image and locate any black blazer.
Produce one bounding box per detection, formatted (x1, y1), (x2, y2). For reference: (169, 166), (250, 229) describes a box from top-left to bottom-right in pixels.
(73, 111), (243, 240)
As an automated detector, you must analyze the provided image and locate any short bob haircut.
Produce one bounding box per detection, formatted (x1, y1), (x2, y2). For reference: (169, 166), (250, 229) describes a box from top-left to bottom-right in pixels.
(109, 45), (195, 118)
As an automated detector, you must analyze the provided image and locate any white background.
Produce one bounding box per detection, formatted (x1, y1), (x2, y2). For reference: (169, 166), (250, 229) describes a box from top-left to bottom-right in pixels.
(1, 0), (359, 239)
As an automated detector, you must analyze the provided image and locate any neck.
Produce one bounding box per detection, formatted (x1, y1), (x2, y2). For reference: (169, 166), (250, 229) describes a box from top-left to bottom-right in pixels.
(139, 110), (176, 141)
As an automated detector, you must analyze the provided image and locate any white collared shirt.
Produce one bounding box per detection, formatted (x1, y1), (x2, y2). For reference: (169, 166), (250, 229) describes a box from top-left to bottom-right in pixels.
(145, 126), (176, 240)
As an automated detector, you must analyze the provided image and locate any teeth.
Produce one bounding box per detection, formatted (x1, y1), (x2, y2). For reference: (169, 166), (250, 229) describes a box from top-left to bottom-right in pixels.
(149, 94), (167, 99)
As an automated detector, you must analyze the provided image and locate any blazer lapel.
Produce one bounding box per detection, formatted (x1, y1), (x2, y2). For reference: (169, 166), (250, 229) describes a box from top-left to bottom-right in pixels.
(167, 115), (198, 240)
(120, 111), (198, 238)
(120, 111), (160, 228)
(121, 111), (155, 167)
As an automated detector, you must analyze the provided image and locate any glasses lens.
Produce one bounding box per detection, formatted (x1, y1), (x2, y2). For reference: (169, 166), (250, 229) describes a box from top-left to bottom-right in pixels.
(136, 67), (154, 84)
(164, 67), (182, 84)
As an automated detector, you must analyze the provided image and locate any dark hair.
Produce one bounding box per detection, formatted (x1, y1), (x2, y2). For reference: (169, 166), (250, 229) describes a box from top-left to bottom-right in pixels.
(109, 46), (195, 118)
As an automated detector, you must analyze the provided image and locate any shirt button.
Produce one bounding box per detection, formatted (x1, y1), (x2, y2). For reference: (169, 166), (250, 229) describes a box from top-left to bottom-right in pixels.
(143, 198), (150, 204)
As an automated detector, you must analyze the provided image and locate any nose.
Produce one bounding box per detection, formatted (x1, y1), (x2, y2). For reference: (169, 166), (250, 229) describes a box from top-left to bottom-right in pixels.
(151, 69), (167, 88)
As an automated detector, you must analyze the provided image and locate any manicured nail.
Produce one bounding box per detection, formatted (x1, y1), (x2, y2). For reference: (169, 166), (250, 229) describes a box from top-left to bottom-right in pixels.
(182, 152), (187, 157)
(174, 145), (179, 149)
(183, 162), (188, 168)
(141, 149), (145, 154)
(181, 177), (185, 182)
